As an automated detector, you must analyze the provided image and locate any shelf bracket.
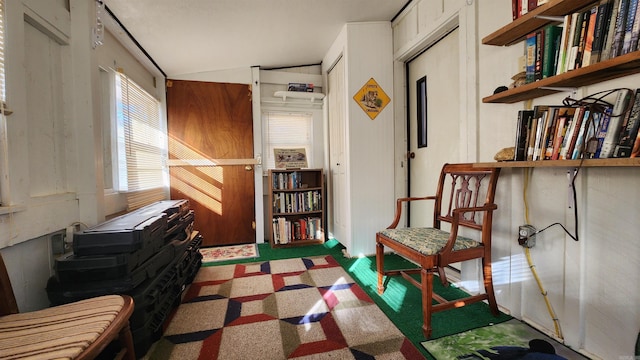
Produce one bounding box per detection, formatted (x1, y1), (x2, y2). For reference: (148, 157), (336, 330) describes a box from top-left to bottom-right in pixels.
(534, 15), (564, 22)
(540, 86), (578, 98)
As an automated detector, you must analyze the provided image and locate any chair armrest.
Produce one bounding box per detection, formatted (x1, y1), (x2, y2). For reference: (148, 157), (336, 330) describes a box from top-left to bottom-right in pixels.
(386, 196), (436, 229)
(440, 203), (498, 254)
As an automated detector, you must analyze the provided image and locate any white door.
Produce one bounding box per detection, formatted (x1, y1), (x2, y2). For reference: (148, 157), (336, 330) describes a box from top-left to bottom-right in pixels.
(407, 28), (461, 268)
(327, 56), (348, 245)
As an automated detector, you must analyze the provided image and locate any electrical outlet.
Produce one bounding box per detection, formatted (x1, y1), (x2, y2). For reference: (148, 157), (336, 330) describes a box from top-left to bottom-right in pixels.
(518, 224), (536, 248)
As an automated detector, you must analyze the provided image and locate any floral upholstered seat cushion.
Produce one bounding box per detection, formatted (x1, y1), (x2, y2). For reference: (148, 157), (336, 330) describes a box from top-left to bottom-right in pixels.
(378, 227), (480, 255)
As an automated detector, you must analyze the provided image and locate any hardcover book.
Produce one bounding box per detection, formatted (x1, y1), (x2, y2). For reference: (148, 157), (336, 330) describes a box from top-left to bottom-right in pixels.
(599, 88), (635, 157)
(515, 110), (535, 161)
(613, 88), (640, 157)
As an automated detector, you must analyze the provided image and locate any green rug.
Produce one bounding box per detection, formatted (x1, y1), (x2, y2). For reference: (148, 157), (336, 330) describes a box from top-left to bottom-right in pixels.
(422, 319), (589, 359)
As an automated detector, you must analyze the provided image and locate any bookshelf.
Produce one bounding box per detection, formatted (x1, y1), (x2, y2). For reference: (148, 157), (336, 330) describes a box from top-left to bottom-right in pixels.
(268, 168), (325, 248)
(474, 158), (640, 168)
(481, 0), (640, 168)
(482, 0), (640, 104)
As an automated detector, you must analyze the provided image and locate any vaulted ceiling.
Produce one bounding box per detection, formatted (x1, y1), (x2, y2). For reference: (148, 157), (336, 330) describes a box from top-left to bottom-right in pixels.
(102, 0), (409, 77)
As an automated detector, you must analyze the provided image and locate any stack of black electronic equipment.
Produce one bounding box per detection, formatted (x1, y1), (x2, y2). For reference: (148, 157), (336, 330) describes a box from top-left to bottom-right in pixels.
(46, 199), (202, 358)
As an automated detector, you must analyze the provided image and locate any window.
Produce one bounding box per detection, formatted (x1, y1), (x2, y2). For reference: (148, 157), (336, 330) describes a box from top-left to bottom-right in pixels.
(263, 111), (313, 171)
(417, 76), (428, 148)
(114, 71), (167, 210)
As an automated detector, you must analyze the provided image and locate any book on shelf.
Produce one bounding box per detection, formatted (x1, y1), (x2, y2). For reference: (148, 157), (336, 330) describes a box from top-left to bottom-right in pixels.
(601, 0), (621, 62)
(590, 0), (615, 65)
(542, 24), (562, 78)
(532, 105), (549, 160)
(581, 5), (599, 66)
(272, 216), (322, 244)
(609, 0), (631, 59)
(613, 88), (640, 157)
(593, 106), (613, 158)
(515, 110), (534, 161)
(630, 126), (640, 157)
(566, 11), (585, 71)
(557, 14), (573, 74)
(559, 106), (585, 159)
(628, 0), (640, 52)
(570, 108), (593, 159)
(542, 106), (561, 160)
(551, 107), (577, 160)
(600, 89), (636, 157)
(525, 33), (537, 83)
(534, 30), (544, 81)
(621, 0), (639, 54)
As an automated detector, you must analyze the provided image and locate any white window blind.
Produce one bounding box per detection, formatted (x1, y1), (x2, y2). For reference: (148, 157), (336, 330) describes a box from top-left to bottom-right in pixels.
(115, 71), (167, 210)
(263, 111), (313, 170)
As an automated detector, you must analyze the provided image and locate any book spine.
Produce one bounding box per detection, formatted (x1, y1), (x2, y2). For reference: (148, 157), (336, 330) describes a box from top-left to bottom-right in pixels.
(515, 110), (534, 161)
(581, 6), (599, 67)
(610, 0), (630, 58)
(567, 12), (584, 71)
(601, 0), (621, 61)
(543, 107), (560, 159)
(622, 0), (639, 54)
(551, 114), (569, 160)
(534, 30), (544, 81)
(560, 106), (584, 159)
(613, 88), (640, 157)
(600, 89), (634, 157)
(543, 25), (562, 78)
(630, 0), (640, 51)
(525, 33), (537, 83)
(574, 10), (591, 69)
(557, 15), (573, 74)
(594, 107), (612, 158)
(533, 111), (547, 160)
(570, 109), (591, 159)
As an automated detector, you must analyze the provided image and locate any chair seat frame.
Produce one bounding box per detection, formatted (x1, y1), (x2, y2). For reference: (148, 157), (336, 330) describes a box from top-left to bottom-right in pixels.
(376, 163), (500, 338)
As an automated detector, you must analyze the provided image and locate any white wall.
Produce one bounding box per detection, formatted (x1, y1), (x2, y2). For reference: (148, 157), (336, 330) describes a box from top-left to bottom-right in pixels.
(322, 22), (395, 257)
(393, 0), (640, 359)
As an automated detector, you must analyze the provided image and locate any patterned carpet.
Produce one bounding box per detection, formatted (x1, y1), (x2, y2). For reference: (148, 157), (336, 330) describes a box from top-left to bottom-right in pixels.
(148, 255), (425, 359)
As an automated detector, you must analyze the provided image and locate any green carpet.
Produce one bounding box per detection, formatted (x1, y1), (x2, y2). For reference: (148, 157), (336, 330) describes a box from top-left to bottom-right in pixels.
(203, 239), (511, 359)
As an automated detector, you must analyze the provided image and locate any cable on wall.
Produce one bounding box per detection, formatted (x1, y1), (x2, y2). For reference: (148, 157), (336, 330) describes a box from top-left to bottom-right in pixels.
(523, 167), (563, 340)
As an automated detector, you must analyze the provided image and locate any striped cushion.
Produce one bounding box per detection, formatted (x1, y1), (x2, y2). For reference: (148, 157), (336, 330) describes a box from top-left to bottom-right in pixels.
(0, 295), (125, 359)
(379, 227), (480, 255)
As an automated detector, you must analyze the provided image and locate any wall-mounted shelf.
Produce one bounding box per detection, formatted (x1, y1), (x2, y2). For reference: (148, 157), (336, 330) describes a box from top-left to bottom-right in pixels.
(273, 91), (325, 102)
(483, 51), (640, 103)
(474, 158), (640, 168)
(482, 0), (598, 46)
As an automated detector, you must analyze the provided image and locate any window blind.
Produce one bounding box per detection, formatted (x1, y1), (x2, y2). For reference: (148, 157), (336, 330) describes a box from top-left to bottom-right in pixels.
(115, 72), (167, 210)
(263, 111), (313, 170)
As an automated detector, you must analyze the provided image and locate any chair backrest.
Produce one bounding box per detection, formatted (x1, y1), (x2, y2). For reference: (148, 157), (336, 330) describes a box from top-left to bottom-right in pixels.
(433, 163), (500, 232)
(0, 252), (19, 316)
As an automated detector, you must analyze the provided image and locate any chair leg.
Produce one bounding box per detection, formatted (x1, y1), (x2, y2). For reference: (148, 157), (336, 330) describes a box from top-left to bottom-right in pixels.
(482, 258), (499, 316)
(376, 241), (385, 295)
(119, 321), (136, 360)
(421, 267), (433, 338)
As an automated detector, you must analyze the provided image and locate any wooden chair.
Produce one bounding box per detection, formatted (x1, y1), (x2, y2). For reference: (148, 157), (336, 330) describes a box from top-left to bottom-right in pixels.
(376, 163), (501, 338)
(0, 252), (136, 359)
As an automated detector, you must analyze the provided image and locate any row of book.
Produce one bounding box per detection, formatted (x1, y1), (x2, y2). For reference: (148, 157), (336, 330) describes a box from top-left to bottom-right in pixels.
(272, 217), (322, 244)
(513, 88), (640, 161)
(512, 0), (549, 20)
(272, 171), (308, 190)
(272, 190), (322, 214)
(525, 0), (639, 83)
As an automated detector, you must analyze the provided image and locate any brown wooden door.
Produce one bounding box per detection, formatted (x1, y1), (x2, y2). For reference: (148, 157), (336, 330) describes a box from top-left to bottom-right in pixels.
(166, 80), (255, 246)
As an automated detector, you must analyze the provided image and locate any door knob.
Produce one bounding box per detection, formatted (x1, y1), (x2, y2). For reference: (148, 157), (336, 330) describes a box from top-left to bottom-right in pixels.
(408, 152), (415, 159)
(245, 165), (252, 171)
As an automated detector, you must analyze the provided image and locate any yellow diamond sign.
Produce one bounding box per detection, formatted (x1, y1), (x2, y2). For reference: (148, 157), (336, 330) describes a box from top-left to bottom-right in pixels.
(353, 78), (390, 120)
